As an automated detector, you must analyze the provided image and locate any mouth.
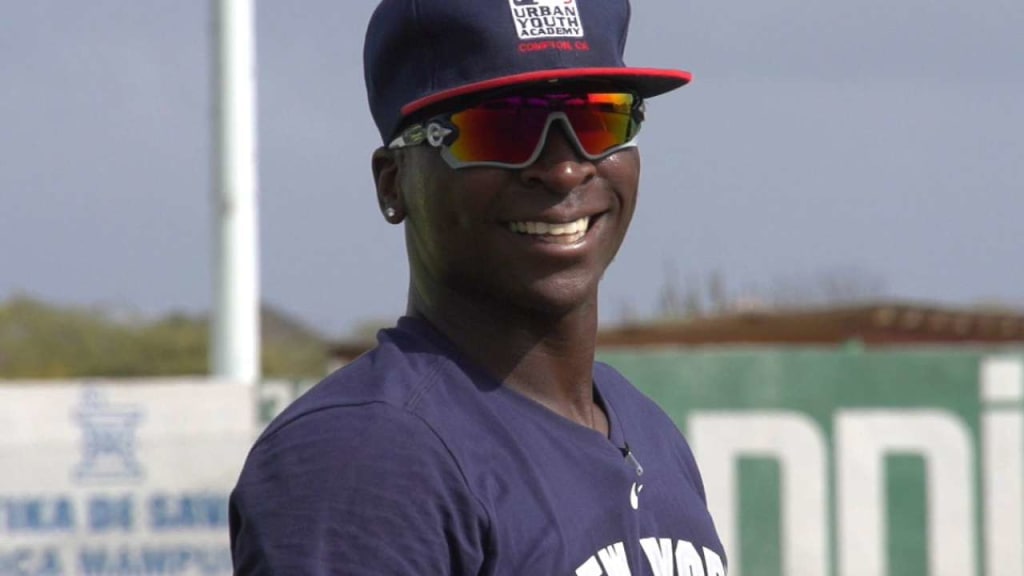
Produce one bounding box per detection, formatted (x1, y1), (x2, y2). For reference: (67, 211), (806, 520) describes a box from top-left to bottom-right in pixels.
(505, 215), (592, 245)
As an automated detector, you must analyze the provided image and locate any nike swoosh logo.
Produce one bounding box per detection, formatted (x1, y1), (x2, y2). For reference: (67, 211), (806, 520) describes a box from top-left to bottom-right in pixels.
(630, 482), (644, 510)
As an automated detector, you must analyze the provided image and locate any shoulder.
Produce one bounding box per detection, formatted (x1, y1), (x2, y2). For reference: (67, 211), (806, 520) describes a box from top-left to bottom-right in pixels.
(257, 317), (460, 442)
(231, 402), (488, 574)
(235, 402), (475, 516)
(230, 319), (492, 573)
(242, 317), (480, 496)
(242, 316), (493, 499)
(247, 401), (454, 477)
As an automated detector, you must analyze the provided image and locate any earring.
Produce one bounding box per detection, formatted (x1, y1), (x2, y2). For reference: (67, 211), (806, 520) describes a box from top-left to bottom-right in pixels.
(384, 207), (397, 219)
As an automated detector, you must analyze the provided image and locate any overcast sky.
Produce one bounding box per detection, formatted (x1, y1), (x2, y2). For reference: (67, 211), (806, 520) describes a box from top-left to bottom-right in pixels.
(2, 0), (1022, 338)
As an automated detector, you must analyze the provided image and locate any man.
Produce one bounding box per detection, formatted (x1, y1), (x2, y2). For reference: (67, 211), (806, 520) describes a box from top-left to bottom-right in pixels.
(230, 0), (726, 574)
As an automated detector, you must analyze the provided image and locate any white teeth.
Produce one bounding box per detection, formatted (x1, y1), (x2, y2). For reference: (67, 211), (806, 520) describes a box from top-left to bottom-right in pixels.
(507, 216), (590, 237)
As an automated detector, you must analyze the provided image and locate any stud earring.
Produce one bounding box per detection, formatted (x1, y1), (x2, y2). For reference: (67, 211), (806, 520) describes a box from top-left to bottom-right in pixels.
(384, 207), (397, 219)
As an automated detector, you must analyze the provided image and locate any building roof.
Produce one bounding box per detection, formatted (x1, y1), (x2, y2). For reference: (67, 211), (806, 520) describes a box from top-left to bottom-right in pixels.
(327, 303), (1024, 365)
(597, 302), (1024, 348)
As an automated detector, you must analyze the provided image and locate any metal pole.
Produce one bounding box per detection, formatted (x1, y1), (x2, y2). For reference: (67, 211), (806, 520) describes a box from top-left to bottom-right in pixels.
(211, 0), (260, 384)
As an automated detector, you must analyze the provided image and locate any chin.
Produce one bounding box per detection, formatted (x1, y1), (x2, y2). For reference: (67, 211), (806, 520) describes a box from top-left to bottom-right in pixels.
(503, 275), (601, 320)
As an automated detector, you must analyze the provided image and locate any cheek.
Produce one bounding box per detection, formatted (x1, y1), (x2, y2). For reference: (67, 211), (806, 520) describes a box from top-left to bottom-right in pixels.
(399, 158), (451, 259)
(418, 168), (510, 235)
(447, 170), (509, 227)
(601, 149), (641, 218)
(401, 158), (507, 253)
(401, 153), (459, 226)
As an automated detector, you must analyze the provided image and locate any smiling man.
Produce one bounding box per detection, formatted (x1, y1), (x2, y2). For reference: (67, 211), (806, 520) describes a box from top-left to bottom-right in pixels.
(229, 0), (725, 574)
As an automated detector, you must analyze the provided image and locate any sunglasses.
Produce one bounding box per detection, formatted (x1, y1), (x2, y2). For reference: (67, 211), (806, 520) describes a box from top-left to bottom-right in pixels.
(388, 92), (644, 169)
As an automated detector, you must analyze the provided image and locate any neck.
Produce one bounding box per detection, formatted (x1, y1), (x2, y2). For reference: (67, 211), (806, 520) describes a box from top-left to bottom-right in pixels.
(408, 283), (603, 430)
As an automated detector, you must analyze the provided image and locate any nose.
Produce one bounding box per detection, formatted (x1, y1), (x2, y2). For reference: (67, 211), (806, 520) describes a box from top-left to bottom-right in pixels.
(519, 121), (596, 193)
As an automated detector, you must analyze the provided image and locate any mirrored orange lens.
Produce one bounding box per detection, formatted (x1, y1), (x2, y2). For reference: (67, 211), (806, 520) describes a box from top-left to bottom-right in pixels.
(447, 106), (548, 165)
(446, 93), (638, 165)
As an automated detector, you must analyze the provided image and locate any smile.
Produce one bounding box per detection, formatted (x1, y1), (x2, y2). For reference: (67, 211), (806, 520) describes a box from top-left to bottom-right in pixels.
(506, 216), (590, 245)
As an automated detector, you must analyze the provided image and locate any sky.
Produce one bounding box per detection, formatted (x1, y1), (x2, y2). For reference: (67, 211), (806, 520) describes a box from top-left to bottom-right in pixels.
(2, 0), (1022, 339)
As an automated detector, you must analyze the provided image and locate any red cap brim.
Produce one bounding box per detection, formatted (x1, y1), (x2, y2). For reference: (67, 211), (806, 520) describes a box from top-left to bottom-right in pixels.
(400, 67), (692, 117)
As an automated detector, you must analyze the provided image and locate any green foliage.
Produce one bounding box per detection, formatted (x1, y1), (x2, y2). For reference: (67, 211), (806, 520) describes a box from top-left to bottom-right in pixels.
(0, 296), (328, 379)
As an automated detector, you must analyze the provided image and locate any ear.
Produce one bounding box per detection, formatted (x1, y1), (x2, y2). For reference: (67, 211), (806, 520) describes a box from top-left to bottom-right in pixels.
(372, 147), (406, 224)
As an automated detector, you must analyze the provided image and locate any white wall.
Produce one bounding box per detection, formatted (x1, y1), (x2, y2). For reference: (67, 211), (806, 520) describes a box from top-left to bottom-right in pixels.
(0, 379), (255, 576)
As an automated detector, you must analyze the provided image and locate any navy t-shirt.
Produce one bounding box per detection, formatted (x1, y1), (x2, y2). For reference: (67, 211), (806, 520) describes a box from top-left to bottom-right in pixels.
(230, 317), (726, 575)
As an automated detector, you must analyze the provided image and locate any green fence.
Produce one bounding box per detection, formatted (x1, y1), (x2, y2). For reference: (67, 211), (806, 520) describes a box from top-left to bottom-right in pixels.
(599, 346), (1024, 576)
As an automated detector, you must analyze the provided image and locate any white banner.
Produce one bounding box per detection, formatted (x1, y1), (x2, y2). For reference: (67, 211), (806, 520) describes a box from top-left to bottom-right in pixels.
(0, 379), (256, 576)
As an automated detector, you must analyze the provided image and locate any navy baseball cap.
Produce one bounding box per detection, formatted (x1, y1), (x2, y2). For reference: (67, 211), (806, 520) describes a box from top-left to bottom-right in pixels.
(364, 0), (692, 143)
